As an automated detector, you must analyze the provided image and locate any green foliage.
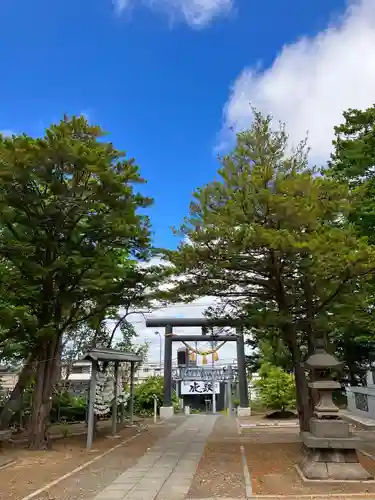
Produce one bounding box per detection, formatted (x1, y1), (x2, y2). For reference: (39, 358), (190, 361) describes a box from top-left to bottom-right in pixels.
(0, 115), (154, 347)
(247, 336), (293, 374)
(255, 364), (296, 411)
(329, 105), (375, 244)
(0, 115), (157, 446)
(50, 392), (87, 423)
(133, 376), (178, 415)
(162, 109), (375, 431)
(329, 105), (375, 384)
(52, 391), (86, 409)
(164, 109), (374, 353)
(133, 376), (164, 414)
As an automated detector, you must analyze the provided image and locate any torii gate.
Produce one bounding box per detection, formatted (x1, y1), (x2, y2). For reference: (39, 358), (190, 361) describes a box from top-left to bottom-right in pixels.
(145, 317), (250, 418)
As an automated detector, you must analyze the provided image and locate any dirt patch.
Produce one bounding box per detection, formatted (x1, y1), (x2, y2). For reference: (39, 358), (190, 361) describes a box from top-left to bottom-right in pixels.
(188, 442), (245, 498)
(188, 416), (245, 499)
(244, 441), (375, 496)
(0, 419), (177, 500)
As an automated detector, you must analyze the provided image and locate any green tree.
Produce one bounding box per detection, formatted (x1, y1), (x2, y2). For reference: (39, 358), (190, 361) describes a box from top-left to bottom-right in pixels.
(329, 105), (375, 244)
(133, 375), (178, 415)
(246, 336), (293, 374)
(329, 105), (375, 384)
(0, 116), (153, 448)
(164, 110), (375, 431)
(255, 364), (296, 412)
(134, 376), (164, 414)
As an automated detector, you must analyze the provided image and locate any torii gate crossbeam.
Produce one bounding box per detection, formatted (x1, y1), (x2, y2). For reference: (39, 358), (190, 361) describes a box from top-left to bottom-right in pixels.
(145, 318), (250, 418)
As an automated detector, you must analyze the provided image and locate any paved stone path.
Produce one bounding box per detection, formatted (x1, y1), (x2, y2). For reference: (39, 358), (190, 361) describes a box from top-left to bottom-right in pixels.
(93, 415), (216, 500)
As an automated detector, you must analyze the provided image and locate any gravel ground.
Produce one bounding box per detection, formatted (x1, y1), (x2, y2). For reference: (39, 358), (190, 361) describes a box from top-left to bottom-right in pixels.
(189, 417), (375, 498)
(243, 427), (375, 496)
(0, 419), (181, 500)
(188, 416), (245, 499)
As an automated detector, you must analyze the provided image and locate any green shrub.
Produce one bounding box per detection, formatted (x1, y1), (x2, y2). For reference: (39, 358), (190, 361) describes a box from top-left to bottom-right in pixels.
(255, 364), (296, 411)
(50, 405), (87, 423)
(133, 376), (178, 415)
(52, 391), (86, 409)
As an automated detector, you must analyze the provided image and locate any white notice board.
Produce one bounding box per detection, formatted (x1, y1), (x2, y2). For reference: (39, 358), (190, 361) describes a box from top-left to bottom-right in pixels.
(181, 381), (220, 395)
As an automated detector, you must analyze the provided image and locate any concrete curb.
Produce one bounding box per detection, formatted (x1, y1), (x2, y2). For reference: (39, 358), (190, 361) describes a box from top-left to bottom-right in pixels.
(0, 458), (16, 471)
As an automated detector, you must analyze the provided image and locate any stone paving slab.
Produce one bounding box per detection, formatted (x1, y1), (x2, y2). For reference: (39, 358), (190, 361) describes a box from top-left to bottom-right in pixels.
(92, 415), (216, 500)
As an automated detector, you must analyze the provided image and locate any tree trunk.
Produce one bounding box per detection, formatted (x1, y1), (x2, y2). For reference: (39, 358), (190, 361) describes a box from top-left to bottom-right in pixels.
(287, 333), (311, 432)
(294, 361), (311, 431)
(28, 337), (61, 449)
(0, 354), (35, 430)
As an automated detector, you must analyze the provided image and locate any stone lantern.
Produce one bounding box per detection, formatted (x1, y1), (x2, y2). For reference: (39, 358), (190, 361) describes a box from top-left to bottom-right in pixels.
(299, 338), (372, 480)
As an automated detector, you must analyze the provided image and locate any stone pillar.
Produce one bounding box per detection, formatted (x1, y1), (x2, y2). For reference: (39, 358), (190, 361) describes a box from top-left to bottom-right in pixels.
(299, 339), (372, 481)
(236, 326), (250, 417)
(160, 325), (174, 419)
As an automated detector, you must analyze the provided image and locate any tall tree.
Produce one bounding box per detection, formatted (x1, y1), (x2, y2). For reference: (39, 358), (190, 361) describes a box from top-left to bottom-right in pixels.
(329, 105), (375, 384)
(0, 116), (153, 447)
(164, 111), (375, 430)
(329, 105), (375, 244)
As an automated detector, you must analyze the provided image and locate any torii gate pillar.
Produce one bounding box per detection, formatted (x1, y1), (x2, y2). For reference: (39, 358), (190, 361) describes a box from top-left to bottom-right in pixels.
(160, 325), (174, 419)
(146, 318), (251, 419)
(236, 326), (251, 417)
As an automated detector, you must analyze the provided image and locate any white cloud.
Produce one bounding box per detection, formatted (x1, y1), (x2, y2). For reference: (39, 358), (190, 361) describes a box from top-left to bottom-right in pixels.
(220, 0), (375, 163)
(113, 0), (233, 28)
(0, 130), (15, 137)
(113, 0), (132, 15)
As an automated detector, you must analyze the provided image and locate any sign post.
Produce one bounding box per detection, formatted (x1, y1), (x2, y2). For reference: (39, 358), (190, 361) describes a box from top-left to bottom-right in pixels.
(153, 394), (158, 424)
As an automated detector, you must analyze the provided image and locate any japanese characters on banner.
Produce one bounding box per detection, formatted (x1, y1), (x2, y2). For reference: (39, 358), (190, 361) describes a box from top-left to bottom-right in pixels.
(181, 380), (220, 395)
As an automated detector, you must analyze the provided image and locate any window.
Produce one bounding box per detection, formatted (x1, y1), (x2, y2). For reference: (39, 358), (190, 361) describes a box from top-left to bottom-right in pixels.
(355, 393), (369, 412)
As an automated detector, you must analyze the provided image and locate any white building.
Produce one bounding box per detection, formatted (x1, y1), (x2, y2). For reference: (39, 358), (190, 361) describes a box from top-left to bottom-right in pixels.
(61, 360), (166, 386)
(134, 363), (163, 383)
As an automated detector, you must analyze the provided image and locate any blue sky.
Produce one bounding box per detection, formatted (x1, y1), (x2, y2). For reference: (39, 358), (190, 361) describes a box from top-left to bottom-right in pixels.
(1, 0), (374, 252)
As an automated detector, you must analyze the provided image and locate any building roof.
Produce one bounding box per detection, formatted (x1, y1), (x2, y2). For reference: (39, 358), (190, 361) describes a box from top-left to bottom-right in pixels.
(81, 347), (142, 363)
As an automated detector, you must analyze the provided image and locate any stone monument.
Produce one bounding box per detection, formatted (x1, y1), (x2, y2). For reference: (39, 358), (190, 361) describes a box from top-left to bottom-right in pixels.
(299, 339), (373, 480)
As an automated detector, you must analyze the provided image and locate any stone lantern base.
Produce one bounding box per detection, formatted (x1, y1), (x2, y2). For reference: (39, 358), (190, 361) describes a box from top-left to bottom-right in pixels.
(300, 420), (373, 480)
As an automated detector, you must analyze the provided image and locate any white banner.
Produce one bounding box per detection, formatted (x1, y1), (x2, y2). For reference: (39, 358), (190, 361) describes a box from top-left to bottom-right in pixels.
(181, 381), (220, 395)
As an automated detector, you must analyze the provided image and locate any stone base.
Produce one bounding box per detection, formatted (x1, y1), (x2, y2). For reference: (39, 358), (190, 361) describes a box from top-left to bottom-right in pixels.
(310, 418), (350, 438)
(300, 449), (373, 481)
(301, 431), (362, 449)
(160, 406), (174, 419)
(237, 406), (251, 417)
